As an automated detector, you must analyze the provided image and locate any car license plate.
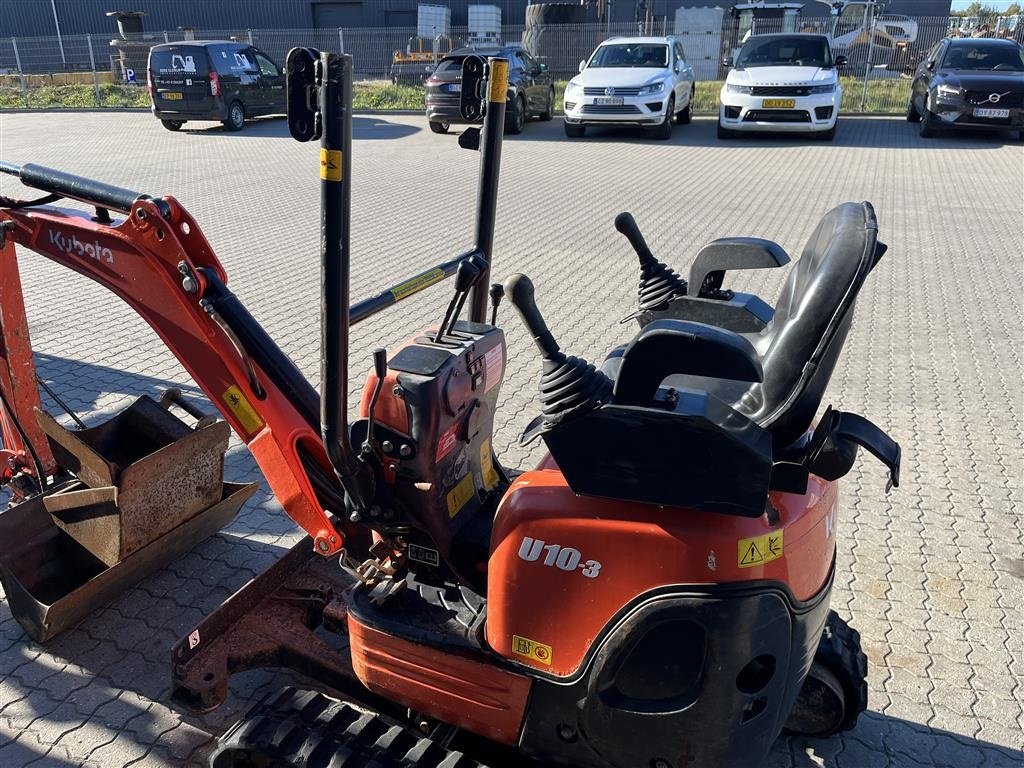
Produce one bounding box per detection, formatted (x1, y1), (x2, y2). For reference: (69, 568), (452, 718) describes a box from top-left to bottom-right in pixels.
(762, 99), (796, 109)
(447, 83), (461, 93)
(594, 96), (624, 106)
(974, 107), (1009, 119)
(163, 92), (183, 100)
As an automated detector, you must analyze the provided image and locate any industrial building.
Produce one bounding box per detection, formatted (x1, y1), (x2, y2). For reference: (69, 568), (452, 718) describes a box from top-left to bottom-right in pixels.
(3, 0), (954, 37)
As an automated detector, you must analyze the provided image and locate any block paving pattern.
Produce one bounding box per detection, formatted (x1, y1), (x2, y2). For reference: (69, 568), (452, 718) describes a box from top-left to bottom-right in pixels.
(0, 112), (1021, 767)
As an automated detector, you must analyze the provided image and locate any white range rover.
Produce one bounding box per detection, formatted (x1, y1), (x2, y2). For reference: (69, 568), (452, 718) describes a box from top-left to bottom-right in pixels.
(563, 36), (695, 139)
(719, 33), (844, 141)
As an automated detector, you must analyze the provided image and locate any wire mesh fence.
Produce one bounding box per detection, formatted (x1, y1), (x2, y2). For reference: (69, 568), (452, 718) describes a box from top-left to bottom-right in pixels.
(1, 17), (1022, 113)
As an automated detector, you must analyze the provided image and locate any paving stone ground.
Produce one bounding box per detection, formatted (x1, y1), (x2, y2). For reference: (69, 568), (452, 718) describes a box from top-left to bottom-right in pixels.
(0, 111), (1021, 768)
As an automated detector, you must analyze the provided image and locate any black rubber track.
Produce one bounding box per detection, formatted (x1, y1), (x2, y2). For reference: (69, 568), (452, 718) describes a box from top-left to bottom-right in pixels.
(817, 609), (869, 732)
(210, 687), (488, 768)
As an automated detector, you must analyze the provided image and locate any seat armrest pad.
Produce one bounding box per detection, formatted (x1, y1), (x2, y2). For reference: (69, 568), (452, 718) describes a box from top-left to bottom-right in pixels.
(613, 320), (763, 406)
(689, 237), (791, 297)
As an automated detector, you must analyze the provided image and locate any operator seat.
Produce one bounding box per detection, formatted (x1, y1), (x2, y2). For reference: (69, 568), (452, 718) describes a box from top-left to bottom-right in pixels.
(601, 201), (887, 448)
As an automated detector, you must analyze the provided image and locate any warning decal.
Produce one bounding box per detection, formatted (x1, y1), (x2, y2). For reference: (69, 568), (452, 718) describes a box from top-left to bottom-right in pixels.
(222, 385), (265, 435)
(446, 473), (475, 518)
(483, 345), (503, 392)
(319, 148), (342, 181)
(512, 634), (552, 666)
(737, 530), (784, 568)
(480, 438), (500, 490)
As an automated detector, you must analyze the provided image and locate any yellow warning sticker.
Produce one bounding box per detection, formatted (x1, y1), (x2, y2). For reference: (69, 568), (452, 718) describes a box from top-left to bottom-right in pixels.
(446, 473), (475, 518)
(392, 268), (445, 301)
(488, 59), (509, 103)
(319, 148), (342, 181)
(222, 385), (264, 435)
(738, 530), (784, 568)
(512, 634), (552, 666)
(480, 439), (499, 491)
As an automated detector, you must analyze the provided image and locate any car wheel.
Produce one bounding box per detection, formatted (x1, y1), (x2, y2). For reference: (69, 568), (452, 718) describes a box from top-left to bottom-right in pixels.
(505, 94), (526, 135)
(429, 121), (450, 134)
(161, 119), (184, 132)
(717, 121), (735, 139)
(906, 96), (921, 123)
(817, 123), (837, 141)
(919, 97), (937, 138)
(675, 89), (693, 124)
(222, 101), (245, 132)
(564, 121), (585, 138)
(540, 87), (555, 121)
(650, 96), (674, 140)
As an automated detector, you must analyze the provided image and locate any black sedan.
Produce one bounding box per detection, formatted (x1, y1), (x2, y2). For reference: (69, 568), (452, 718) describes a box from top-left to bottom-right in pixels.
(907, 37), (1024, 140)
(424, 45), (555, 135)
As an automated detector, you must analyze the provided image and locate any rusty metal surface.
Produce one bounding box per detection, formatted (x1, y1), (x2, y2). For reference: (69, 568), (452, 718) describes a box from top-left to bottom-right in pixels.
(171, 534), (363, 714)
(0, 481), (256, 643)
(35, 396), (231, 559)
(42, 483), (121, 568)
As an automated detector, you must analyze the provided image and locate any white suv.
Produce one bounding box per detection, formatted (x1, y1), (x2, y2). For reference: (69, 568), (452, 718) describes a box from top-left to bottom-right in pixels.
(718, 33), (843, 141)
(563, 36), (696, 139)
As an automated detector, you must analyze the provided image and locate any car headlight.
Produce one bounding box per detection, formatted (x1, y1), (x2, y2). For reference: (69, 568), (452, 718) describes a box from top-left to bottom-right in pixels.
(565, 81), (583, 98)
(638, 81), (665, 96)
(935, 84), (963, 101)
(726, 83), (753, 94)
(808, 83), (836, 94)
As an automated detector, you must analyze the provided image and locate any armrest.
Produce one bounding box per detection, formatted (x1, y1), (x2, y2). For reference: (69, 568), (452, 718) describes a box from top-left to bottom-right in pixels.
(689, 237), (790, 298)
(612, 320), (762, 406)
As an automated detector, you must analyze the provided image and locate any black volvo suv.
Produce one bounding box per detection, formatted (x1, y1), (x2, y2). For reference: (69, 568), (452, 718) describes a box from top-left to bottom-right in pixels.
(148, 41), (286, 132)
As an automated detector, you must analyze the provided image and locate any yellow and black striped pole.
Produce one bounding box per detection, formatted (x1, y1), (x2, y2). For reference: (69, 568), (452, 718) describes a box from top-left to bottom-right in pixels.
(469, 57), (508, 324)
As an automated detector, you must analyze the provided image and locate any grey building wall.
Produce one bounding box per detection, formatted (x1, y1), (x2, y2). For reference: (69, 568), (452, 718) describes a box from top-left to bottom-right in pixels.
(1, 0), (954, 38)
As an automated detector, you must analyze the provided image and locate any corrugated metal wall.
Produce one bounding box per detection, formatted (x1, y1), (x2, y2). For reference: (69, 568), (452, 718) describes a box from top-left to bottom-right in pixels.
(1, 0), (955, 38)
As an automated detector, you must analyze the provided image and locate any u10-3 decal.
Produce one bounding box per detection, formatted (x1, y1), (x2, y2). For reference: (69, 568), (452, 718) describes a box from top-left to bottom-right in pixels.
(518, 536), (602, 579)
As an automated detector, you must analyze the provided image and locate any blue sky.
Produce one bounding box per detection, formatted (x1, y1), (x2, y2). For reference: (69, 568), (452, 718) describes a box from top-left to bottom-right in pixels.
(950, 0), (1017, 9)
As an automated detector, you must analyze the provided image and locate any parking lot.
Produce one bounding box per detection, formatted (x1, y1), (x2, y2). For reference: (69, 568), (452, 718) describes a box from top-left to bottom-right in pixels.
(0, 110), (1022, 767)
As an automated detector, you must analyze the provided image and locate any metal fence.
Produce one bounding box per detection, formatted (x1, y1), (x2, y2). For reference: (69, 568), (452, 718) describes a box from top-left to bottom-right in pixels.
(2, 17), (1022, 112)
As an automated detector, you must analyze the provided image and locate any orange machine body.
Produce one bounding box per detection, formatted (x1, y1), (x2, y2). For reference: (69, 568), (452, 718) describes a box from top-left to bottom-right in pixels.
(486, 458), (837, 678)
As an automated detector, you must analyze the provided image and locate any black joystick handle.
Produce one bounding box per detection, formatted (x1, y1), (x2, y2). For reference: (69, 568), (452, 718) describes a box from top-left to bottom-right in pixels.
(615, 212), (657, 265)
(489, 282), (504, 325)
(437, 258), (483, 341)
(454, 257), (482, 292)
(504, 274), (562, 361)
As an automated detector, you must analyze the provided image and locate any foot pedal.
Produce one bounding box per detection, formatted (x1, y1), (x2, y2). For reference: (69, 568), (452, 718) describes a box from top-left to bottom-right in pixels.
(210, 687), (488, 768)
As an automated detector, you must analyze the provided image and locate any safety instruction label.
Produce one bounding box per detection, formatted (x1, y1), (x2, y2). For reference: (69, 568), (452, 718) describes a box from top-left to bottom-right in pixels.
(222, 385), (264, 435)
(512, 634), (552, 666)
(489, 59), (509, 103)
(737, 530), (784, 568)
(483, 345), (503, 393)
(319, 148), (342, 181)
(436, 422), (459, 461)
(446, 473), (475, 518)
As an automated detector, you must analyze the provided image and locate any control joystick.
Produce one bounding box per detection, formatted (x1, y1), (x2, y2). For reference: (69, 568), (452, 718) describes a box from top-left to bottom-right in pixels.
(615, 212), (688, 314)
(504, 274), (612, 431)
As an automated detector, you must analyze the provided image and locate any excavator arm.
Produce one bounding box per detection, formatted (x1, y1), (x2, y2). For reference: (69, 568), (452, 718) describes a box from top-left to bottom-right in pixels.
(0, 171), (349, 555)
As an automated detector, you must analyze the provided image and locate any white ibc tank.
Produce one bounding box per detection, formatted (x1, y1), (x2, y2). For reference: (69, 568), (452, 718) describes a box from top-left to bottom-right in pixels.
(675, 6), (725, 81)
(469, 5), (502, 38)
(418, 4), (452, 38)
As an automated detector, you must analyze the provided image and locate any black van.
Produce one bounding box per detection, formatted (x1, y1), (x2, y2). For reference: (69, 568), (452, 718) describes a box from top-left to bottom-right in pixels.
(148, 41), (286, 132)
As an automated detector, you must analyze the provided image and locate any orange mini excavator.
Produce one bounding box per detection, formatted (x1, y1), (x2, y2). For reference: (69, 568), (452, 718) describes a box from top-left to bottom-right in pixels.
(0, 50), (899, 768)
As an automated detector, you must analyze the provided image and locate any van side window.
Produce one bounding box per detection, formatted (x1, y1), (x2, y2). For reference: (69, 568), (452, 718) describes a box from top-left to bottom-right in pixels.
(255, 53), (279, 77)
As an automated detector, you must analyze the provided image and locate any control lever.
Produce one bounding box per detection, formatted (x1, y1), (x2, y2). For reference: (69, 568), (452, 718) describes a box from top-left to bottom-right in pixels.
(435, 258), (482, 342)
(505, 274), (612, 441)
(489, 282), (504, 326)
(504, 274), (562, 362)
(362, 348), (388, 455)
(614, 212), (688, 316)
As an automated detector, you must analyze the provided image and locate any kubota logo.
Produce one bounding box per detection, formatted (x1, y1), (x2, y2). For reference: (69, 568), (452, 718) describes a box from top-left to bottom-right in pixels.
(48, 228), (114, 264)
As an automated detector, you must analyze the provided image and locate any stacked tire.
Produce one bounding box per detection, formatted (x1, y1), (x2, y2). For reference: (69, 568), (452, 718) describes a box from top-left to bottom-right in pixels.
(522, 3), (591, 77)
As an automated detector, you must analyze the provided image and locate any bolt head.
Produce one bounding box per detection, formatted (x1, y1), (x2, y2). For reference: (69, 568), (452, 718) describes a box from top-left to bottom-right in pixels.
(382, 440), (394, 452)
(399, 444), (412, 457)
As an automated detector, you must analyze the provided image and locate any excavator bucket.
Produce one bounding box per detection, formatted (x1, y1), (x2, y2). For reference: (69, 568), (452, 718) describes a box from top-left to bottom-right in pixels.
(0, 395), (256, 642)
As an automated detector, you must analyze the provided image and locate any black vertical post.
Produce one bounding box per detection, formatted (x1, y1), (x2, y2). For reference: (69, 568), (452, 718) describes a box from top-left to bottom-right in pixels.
(319, 51), (373, 515)
(468, 57), (508, 324)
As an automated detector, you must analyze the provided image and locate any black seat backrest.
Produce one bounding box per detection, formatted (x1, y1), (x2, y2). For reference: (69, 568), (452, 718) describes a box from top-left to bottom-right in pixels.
(740, 201), (886, 445)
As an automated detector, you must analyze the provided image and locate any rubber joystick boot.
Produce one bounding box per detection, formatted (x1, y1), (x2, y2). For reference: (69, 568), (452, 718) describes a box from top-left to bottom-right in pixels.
(615, 212), (688, 312)
(504, 273), (612, 430)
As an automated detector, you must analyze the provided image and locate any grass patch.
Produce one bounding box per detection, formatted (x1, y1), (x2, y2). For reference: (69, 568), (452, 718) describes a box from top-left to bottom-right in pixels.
(1, 76), (911, 114)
